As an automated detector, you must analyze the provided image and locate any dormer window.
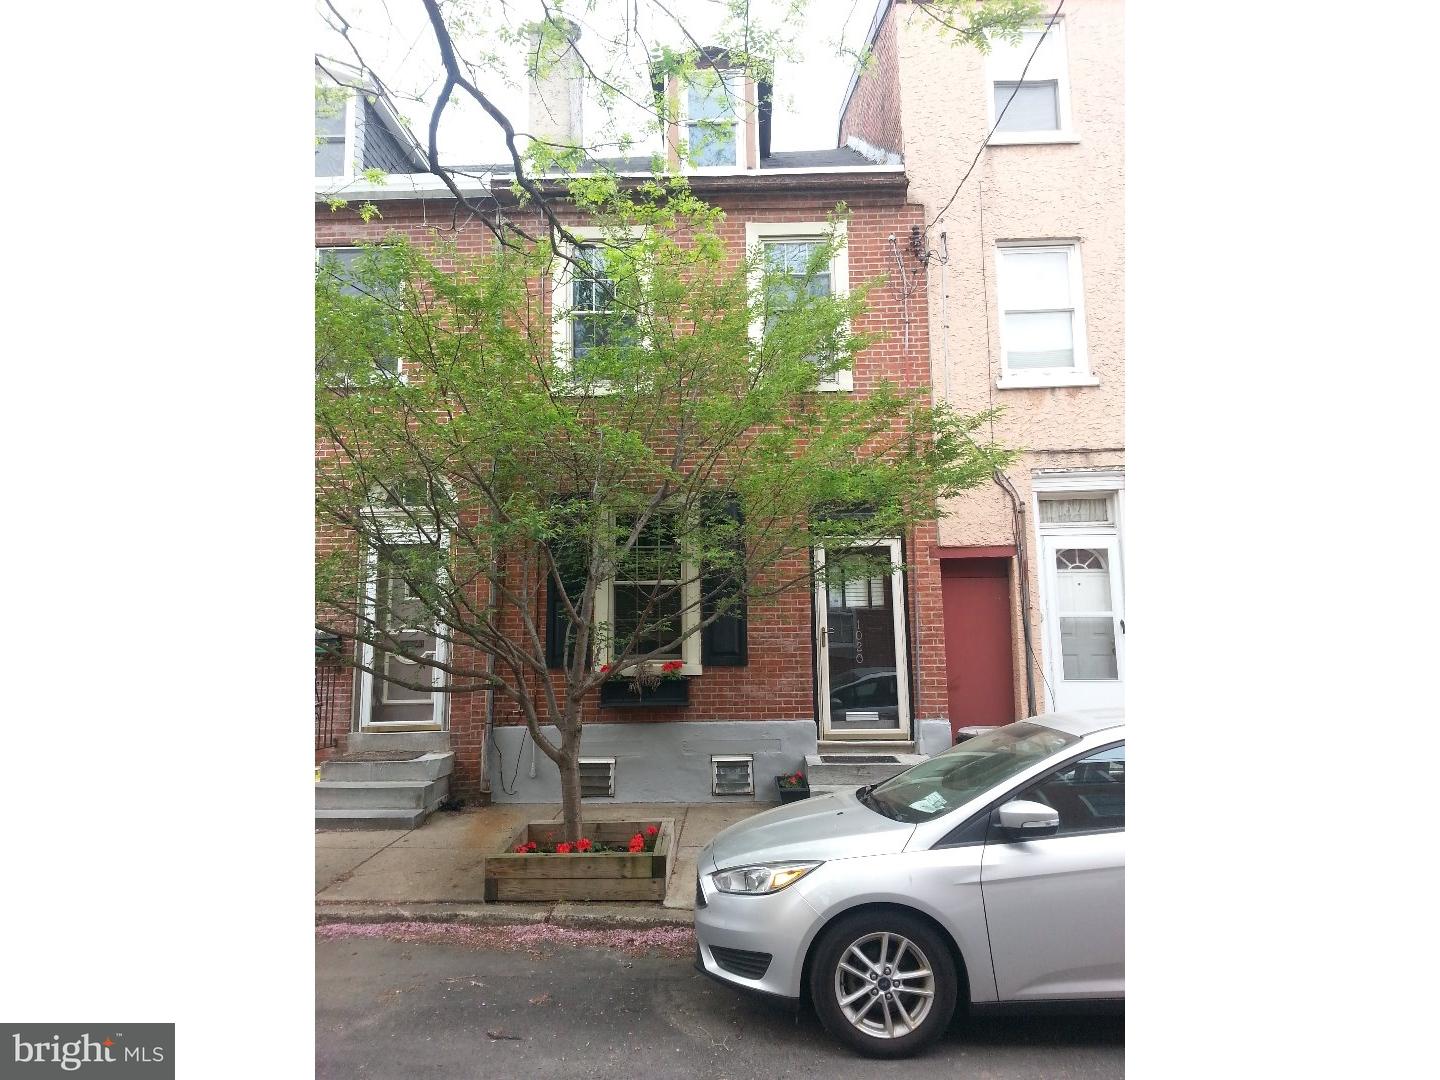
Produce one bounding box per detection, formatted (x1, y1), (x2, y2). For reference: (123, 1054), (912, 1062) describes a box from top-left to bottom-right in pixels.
(315, 90), (351, 178)
(683, 70), (742, 168)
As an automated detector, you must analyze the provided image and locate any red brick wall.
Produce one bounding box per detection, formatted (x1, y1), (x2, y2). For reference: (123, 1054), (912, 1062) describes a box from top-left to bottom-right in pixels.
(316, 184), (941, 799)
(839, 7), (903, 157)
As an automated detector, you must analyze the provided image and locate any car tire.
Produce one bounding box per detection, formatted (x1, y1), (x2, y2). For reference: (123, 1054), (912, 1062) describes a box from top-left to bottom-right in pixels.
(809, 910), (959, 1058)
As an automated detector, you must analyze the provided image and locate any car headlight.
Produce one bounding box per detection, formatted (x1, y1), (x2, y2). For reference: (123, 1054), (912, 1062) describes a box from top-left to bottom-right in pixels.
(710, 861), (822, 895)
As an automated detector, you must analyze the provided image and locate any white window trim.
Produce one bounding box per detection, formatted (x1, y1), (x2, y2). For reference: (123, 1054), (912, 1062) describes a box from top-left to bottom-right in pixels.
(679, 70), (748, 173)
(984, 17), (1074, 146)
(316, 89), (356, 181)
(994, 239), (1095, 389)
(550, 225), (646, 377)
(744, 220), (853, 392)
(358, 517), (451, 731)
(711, 755), (756, 796)
(592, 511), (703, 676)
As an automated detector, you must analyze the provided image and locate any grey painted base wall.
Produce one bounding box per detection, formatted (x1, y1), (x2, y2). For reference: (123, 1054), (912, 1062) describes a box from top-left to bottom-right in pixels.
(486, 720), (820, 804)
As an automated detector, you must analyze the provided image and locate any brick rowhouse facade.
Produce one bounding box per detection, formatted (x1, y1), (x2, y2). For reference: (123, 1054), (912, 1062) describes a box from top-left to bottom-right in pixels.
(317, 174), (952, 801)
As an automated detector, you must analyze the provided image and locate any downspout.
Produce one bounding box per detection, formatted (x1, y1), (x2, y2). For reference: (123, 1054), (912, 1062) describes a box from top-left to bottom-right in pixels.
(994, 469), (1038, 717)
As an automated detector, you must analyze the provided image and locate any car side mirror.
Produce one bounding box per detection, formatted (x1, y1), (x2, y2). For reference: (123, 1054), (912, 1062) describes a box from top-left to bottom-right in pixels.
(996, 800), (1060, 840)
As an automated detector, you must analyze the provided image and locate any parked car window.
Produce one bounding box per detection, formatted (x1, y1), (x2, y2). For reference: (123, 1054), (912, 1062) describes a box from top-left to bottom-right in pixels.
(1012, 743), (1124, 836)
(861, 722), (1079, 824)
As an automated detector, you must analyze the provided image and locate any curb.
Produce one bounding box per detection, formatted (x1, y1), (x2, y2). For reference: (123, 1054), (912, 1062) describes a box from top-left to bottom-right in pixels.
(315, 901), (695, 931)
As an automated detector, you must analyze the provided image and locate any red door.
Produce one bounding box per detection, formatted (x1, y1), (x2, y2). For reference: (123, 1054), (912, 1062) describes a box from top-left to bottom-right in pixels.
(940, 558), (1016, 737)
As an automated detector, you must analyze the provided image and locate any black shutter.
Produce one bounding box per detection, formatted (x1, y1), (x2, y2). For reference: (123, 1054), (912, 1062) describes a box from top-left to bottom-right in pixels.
(701, 494), (748, 667)
(545, 536), (588, 670)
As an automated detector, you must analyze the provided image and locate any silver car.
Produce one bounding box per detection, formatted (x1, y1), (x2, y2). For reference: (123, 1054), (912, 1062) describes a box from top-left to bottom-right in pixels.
(693, 709), (1124, 1058)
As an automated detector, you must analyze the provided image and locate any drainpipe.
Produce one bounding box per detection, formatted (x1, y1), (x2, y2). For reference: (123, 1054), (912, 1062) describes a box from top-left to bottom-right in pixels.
(994, 469), (1038, 717)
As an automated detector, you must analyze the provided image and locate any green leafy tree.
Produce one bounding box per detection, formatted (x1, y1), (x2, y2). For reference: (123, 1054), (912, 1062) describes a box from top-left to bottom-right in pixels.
(315, 177), (1011, 839)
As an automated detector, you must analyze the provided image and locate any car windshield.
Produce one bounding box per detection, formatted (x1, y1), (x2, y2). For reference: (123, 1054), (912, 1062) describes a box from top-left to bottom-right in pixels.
(859, 722), (1080, 824)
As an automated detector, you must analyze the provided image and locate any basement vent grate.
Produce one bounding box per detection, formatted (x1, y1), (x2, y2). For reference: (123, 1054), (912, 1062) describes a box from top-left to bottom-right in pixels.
(711, 755), (755, 796)
(579, 758), (615, 798)
(819, 754), (901, 764)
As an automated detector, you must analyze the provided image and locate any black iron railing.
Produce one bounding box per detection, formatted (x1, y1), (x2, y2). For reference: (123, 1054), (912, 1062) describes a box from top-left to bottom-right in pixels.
(315, 633), (344, 752)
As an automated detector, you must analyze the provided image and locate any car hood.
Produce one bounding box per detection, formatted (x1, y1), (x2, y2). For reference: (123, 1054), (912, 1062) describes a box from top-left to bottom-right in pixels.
(708, 788), (915, 869)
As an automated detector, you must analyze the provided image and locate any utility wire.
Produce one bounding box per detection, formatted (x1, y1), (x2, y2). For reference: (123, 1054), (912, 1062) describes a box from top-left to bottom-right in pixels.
(928, 0), (1066, 228)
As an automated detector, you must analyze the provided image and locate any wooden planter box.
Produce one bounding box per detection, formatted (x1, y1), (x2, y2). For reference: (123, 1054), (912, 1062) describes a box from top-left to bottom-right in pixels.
(484, 819), (675, 902)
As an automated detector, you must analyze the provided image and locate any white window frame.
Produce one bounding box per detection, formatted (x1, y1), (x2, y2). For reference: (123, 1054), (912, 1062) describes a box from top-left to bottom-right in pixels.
(315, 88), (356, 180)
(579, 757), (617, 798)
(744, 220), (853, 392)
(984, 17), (1076, 145)
(592, 511), (703, 676)
(357, 517), (451, 731)
(711, 755), (756, 796)
(550, 225), (646, 374)
(994, 240), (1096, 389)
(679, 69), (748, 172)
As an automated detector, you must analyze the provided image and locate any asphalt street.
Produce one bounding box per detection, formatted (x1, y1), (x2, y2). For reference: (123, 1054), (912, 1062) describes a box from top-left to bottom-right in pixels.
(317, 926), (1123, 1079)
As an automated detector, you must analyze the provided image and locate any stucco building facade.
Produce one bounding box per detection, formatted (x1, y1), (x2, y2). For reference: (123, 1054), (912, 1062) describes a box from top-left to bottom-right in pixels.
(840, 0), (1125, 723)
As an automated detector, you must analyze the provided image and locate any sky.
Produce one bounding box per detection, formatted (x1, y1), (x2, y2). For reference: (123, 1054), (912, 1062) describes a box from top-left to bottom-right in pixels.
(316, 0), (884, 165)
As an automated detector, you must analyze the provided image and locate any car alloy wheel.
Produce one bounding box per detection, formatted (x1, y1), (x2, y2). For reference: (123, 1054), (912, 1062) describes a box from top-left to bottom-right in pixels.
(833, 931), (936, 1039)
(810, 911), (959, 1058)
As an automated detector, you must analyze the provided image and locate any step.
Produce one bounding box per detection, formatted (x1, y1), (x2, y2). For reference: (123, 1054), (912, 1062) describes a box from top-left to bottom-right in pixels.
(314, 777), (448, 811)
(804, 751), (927, 787)
(315, 806), (434, 830)
(817, 740), (916, 754)
(341, 730), (451, 754)
(319, 751), (454, 783)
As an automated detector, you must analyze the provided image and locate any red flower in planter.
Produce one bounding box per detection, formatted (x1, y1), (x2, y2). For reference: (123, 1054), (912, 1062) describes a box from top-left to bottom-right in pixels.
(660, 660), (684, 673)
(628, 833), (645, 853)
(524, 841), (538, 853)
(599, 664), (611, 674)
(645, 825), (659, 837)
(556, 842), (573, 854)
(514, 845), (528, 853)
(576, 838), (593, 852)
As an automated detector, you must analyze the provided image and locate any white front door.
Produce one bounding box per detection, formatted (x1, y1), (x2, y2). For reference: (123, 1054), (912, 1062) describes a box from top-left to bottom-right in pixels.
(358, 542), (449, 731)
(815, 540), (912, 740)
(1040, 534), (1124, 712)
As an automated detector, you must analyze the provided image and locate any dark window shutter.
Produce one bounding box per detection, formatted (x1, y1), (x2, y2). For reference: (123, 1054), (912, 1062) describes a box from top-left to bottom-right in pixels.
(701, 494), (748, 667)
(545, 538), (588, 670)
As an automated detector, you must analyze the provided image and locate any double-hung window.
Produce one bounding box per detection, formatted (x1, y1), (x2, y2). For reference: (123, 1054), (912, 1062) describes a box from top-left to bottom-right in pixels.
(316, 246), (402, 378)
(683, 70), (743, 168)
(986, 19), (1073, 143)
(315, 89), (351, 177)
(995, 242), (1094, 388)
(744, 221), (852, 391)
(595, 512), (702, 674)
(551, 228), (643, 374)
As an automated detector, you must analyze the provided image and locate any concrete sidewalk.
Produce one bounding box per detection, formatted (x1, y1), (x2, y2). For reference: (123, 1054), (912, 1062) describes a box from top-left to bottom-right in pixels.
(316, 802), (768, 924)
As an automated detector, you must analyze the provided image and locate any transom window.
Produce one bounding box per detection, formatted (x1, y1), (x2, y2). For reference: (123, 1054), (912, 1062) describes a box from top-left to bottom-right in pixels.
(1039, 496), (1112, 525)
(987, 21), (1071, 140)
(996, 243), (1090, 386)
(684, 70), (741, 167)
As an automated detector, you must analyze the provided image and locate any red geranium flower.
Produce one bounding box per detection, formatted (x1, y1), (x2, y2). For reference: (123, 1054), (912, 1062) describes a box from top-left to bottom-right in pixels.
(645, 825), (658, 837)
(661, 660), (684, 672)
(524, 841), (538, 852)
(576, 838), (592, 852)
(514, 844), (528, 853)
(556, 842), (573, 854)
(599, 664), (611, 673)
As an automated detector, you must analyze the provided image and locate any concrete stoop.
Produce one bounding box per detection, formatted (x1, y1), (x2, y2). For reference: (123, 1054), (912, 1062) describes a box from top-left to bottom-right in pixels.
(805, 742), (928, 788)
(316, 737), (454, 830)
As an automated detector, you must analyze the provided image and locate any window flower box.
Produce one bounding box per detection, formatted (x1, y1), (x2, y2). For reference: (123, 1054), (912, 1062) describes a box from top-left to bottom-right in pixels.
(598, 676), (690, 709)
(483, 819), (675, 902)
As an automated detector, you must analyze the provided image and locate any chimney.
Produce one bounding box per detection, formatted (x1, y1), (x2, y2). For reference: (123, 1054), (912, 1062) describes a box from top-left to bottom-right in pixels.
(526, 17), (584, 151)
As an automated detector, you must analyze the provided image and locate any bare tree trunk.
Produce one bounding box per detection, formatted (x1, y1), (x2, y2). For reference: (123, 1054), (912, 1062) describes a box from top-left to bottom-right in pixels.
(557, 718), (584, 842)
